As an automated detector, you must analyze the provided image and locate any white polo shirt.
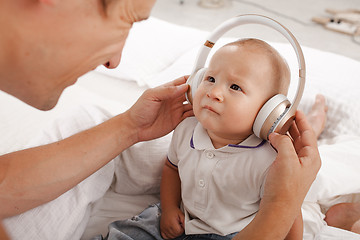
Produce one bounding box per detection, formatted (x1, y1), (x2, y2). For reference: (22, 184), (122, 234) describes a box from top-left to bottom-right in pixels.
(167, 117), (277, 236)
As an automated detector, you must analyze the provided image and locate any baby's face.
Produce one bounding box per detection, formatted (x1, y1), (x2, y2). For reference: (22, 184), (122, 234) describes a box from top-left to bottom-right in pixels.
(193, 45), (274, 144)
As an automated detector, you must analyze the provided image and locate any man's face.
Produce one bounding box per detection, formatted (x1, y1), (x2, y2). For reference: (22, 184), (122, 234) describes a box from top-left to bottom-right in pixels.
(1, 0), (155, 110)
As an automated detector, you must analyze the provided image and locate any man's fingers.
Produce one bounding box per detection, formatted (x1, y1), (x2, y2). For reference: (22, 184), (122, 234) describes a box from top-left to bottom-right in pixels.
(149, 82), (188, 102)
(288, 120), (300, 142)
(163, 75), (189, 87)
(183, 108), (194, 117)
(294, 111), (317, 147)
(163, 76), (190, 100)
(269, 132), (297, 161)
(174, 89), (188, 103)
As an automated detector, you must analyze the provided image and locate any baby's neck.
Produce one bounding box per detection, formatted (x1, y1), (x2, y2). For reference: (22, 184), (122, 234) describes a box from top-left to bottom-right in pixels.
(208, 131), (250, 149)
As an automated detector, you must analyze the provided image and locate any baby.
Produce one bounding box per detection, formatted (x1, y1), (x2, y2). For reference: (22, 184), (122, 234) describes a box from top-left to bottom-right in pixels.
(160, 38), (301, 240)
(91, 38), (327, 240)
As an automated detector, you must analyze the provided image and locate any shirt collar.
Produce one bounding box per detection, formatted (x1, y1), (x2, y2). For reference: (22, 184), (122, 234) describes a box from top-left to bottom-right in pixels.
(191, 122), (265, 151)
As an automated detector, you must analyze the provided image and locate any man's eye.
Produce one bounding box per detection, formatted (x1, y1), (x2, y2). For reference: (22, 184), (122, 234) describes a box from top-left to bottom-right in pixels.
(207, 76), (215, 83)
(230, 84), (242, 91)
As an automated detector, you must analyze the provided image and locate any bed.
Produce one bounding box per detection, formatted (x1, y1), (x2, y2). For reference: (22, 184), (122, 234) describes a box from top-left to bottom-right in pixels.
(1, 17), (360, 240)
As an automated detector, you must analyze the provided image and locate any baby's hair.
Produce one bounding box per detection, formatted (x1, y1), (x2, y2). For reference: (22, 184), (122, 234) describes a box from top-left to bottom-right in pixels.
(224, 38), (290, 96)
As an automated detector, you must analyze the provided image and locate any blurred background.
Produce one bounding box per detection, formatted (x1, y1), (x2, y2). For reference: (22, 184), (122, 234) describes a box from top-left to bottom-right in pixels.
(152, 0), (360, 61)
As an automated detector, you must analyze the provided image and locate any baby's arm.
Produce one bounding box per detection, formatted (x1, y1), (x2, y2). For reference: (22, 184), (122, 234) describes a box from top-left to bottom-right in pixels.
(160, 159), (184, 239)
(285, 210), (303, 240)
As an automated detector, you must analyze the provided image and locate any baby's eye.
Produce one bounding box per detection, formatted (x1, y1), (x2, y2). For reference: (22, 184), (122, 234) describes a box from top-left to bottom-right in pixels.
(206, 76), (215, 83)
(230, 84), (242, 91)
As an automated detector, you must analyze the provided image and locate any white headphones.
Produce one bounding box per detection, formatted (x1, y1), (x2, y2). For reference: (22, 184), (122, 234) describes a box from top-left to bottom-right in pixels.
(186, 14), (306, 140)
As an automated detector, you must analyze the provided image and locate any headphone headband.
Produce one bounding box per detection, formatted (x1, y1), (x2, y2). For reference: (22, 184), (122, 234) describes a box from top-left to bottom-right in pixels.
(189, 14), (306, 125)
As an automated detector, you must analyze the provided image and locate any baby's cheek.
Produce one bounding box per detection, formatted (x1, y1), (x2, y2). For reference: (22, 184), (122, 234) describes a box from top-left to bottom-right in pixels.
(192, 96), (202, 115)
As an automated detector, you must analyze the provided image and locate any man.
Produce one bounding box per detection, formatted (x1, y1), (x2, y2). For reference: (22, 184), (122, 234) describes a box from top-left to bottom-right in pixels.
(0, 0), (321, 239)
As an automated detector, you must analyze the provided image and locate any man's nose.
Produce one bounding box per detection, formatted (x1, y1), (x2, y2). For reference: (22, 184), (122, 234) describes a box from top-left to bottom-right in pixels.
(103, 53), (122, 69)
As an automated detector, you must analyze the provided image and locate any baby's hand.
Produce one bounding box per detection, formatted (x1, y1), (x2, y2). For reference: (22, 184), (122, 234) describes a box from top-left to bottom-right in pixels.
(160, 207), (185, 239)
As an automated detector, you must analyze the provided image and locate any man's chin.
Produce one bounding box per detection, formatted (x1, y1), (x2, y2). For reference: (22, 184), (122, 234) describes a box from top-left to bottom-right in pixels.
(25, 92), (61, 111)
(38, 101), (58, 111)
(29, 99), (58, 111)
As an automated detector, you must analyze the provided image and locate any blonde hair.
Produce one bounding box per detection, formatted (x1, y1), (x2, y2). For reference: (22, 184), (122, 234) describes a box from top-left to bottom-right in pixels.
(225, 38), (290, 96)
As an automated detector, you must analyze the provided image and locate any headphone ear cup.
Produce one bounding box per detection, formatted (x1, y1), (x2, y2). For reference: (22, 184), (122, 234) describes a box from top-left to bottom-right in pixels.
(186, 68), (207, 104)
(253, 94), (291, 140)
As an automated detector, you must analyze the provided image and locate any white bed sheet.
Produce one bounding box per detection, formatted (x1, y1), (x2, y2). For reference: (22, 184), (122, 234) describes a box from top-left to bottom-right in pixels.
(1, 17), (360, 240)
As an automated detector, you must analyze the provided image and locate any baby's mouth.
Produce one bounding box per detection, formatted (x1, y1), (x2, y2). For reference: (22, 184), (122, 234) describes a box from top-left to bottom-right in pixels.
(204, 105), (218, 114)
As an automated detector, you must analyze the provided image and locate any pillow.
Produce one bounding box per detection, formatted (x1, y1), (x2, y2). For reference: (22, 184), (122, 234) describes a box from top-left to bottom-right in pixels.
(3, 104), (118, 240)
(113, 133), (173, 195)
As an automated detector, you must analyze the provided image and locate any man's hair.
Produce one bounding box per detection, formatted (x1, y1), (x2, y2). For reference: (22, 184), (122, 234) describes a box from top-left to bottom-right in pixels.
(225, 38), (290, 96)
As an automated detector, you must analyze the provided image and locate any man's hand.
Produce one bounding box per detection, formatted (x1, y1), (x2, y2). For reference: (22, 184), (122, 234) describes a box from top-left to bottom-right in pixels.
(126, 76), (194, 143)
(263, 110), (321, 210)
